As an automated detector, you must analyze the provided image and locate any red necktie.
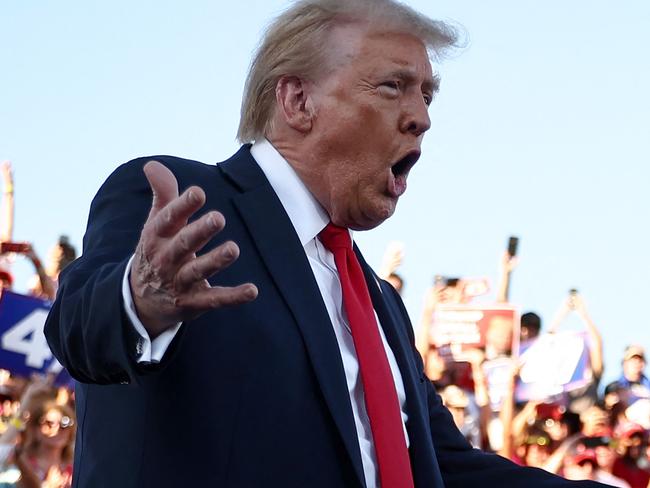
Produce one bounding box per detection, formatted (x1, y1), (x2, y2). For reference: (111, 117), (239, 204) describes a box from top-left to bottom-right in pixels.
(318, 223), (414, 488)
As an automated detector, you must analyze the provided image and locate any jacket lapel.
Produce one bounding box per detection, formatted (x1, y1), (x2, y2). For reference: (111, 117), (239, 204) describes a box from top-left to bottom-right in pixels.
(355, 248), (444, 488)
(219, 147), (366, 487)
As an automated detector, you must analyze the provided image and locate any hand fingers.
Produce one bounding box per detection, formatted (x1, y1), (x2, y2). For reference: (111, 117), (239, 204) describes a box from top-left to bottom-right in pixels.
(150, 186), (206, 238)
(143, 161), (180, 216)
(161, 211), (225, 269)
(175, 283), (258, 311)
(174, 240), (238, 290)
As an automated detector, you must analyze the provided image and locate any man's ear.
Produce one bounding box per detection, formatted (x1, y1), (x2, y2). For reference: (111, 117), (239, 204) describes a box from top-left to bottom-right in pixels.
(275, 76), (314, 134)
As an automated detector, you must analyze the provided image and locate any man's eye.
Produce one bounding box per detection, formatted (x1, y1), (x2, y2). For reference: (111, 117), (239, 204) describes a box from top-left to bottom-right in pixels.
(423, 94), (432, 106)
(379, 81), (400, 95)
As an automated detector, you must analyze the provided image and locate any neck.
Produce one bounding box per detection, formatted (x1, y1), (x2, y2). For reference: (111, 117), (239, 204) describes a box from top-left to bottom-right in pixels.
(266, 136), (331, 216)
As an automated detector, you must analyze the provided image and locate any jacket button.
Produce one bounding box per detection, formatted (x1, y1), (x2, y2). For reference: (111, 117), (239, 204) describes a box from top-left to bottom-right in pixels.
(135, 338), (144, 356)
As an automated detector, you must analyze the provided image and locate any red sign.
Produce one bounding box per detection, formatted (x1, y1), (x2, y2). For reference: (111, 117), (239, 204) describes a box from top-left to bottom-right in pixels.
(429, 304), (520, 357)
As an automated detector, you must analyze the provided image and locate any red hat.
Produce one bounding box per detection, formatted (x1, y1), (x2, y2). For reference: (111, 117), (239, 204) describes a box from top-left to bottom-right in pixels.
(570, 449), (598, 466)
(617, 422), (646, 439)
(537, 402), (565, 421)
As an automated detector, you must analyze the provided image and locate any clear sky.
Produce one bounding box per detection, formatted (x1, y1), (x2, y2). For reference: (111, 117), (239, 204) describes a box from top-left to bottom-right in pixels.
(1, 1), (649, 387)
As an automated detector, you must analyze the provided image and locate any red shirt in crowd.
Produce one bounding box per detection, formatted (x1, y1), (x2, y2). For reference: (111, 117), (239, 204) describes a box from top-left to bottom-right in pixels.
(612, 458), (650, 488)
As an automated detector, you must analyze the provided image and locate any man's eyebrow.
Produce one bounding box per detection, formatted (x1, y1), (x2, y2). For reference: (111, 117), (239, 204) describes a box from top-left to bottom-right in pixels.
(386, 69), (440, 93)
(429, 74), (441, 94)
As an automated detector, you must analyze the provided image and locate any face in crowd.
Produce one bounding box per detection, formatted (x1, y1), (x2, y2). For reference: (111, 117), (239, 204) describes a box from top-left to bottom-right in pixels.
(22, 400), (76, 466)
(521, 431), (553, 468)
(595, 443), (617, 471)
(519, 312), (541, 342)
(45, 239), (77, 279)
(485, 316), (513, 356)
(36, 406), (75, 450)
(541, 417), (568, 443)
(621, 431), (646, 461)
(440, 385), (468, 430)
(563, 454), (598, 482)
(580, 405), (609, 437)
(623, 354), (646, 383)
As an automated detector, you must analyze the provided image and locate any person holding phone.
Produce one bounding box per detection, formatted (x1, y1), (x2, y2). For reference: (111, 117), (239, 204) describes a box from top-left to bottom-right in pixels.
(26, 237), (77, 301)
(548, 291), (604, 413)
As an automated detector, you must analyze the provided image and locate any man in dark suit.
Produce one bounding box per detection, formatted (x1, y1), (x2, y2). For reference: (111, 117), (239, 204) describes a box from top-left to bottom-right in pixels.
(45, 1), (608, 487)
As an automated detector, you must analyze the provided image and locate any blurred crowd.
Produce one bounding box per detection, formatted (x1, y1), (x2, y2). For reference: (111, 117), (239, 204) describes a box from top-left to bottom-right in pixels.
(0, 162), (77, 300)
(1, 162), (76, 487)
(380, 241), (650, 487)
(2, 159), (650, 487)
(0, 375), (74, 488)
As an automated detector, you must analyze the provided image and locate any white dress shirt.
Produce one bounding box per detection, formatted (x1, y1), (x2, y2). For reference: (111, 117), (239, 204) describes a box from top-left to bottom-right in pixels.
(122, 139), (409, 488)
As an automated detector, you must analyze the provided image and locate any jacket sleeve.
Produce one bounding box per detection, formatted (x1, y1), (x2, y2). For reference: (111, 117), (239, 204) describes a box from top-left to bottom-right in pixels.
(383, 281), (609, 488)
(44, 158), (184, 385)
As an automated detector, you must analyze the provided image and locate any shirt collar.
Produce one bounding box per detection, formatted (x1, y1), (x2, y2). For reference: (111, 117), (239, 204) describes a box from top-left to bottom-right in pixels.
(250, 138), (330, 246)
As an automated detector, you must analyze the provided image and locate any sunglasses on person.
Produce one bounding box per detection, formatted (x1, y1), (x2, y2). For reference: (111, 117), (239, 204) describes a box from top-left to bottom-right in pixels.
(39, 415), (74, 432)
(524, 435), (550, 447)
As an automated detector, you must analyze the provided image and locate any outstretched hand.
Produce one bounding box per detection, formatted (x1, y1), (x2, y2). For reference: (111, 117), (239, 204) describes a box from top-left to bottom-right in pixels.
(130, 161), (258, 338)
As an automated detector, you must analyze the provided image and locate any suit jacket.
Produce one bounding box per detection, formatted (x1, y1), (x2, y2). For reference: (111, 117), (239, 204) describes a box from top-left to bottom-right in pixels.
(45, 146), (604, 487)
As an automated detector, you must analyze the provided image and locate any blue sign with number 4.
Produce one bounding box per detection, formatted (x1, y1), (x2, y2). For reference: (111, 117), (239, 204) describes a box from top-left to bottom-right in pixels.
(0, 290), (68, 382)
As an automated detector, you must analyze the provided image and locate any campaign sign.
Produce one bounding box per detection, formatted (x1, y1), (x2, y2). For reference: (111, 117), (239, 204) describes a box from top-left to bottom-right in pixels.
(0, 290), (67, 382)
(429, 304), (520, 356)
(515, 330), (591, 403)
(483, 356), (516, 411)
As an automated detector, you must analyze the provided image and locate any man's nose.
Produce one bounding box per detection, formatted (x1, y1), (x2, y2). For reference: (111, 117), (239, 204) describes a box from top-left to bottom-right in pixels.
(400, 97), (431, 137)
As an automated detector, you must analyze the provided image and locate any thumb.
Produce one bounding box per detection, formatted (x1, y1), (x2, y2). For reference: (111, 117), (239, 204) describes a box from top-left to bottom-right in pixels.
(143, 161), (179, 217)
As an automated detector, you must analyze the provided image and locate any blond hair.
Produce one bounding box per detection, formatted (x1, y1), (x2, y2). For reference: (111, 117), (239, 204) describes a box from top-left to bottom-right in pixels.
(237, 0), (460, 143)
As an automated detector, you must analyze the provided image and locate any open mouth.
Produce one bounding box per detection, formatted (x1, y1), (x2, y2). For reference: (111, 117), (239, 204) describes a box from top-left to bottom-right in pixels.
(388, 150), (420, 198)
(391, 150), (421, 178)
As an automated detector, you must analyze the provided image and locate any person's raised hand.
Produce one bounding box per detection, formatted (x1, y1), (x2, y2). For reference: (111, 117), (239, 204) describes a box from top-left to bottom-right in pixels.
(549, 294), (573, 333)
(130, 161), (258, 338)
(1, 161), (12, 186)
(379, 241), (404, 279)
(568, 292), (589, 318)
(23, 243), (38, 263)
(500, 250), (519, 274)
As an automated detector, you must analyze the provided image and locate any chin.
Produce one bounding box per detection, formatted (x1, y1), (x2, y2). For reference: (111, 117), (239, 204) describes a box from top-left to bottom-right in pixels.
(329, 192), (397, 230)
(351, 205), (396, 231)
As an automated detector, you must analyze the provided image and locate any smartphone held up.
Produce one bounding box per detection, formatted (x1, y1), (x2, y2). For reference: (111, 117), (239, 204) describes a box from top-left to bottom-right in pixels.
(0, 241), (30, 255)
